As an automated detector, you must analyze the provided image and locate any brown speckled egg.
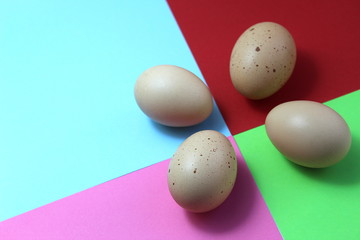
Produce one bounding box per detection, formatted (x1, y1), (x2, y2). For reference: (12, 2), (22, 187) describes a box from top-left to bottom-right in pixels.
(265, 100), (352, 168)
(230, 22), (296, 99)
(134, 65), (213, 127)
(168, 130), (237, 213)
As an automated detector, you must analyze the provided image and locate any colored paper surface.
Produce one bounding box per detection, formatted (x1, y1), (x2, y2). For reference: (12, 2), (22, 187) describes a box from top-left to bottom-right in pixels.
(0, 137), (282, 240)
(234, 90), (360, 240)
(168, 0), (360, 135)
(0, 0), (229, 221)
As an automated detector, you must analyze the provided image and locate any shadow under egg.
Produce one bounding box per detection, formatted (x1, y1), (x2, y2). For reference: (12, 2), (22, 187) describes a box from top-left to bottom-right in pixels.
(184, 160), (256, 233)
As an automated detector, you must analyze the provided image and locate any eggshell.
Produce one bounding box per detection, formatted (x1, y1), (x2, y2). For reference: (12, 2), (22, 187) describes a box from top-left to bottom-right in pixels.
(265, 100), (352, 168)
(134, 65), (213, 127)
(168, 130), (237, 213)
(230, 22), (296, 99)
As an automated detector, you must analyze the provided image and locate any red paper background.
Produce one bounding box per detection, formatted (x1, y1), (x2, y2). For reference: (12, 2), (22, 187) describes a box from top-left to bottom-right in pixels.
(168, 0), (360, 135)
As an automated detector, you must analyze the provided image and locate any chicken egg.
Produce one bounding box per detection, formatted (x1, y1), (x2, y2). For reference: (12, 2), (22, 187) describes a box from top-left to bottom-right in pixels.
(230, 22), (296, 99)
(265, 100), (352, 168)
(168, 130), (237, 213)
(134, 65), (213, 127)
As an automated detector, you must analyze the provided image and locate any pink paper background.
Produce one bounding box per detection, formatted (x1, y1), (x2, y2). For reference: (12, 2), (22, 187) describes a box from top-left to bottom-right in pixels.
(0, 137), (282, 239)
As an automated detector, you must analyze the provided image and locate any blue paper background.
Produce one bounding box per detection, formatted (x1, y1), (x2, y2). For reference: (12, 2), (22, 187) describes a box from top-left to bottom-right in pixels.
(0, 0), (229, 221)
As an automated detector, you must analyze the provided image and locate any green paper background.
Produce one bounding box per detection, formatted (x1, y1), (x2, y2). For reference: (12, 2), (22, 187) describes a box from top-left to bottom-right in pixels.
(235, 90), (360, 240)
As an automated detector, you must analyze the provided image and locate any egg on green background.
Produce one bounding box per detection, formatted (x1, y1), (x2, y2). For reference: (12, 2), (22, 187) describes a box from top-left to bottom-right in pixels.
(265, 100), (352, 168)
